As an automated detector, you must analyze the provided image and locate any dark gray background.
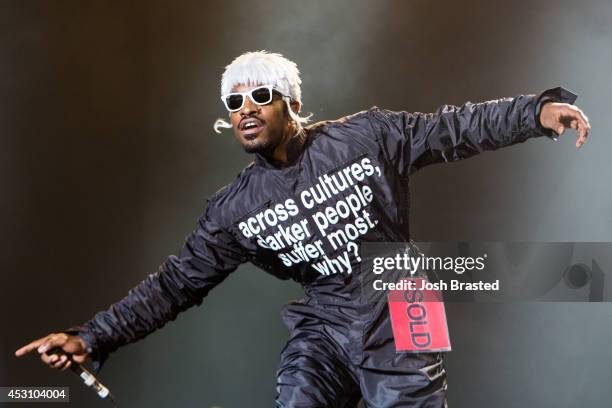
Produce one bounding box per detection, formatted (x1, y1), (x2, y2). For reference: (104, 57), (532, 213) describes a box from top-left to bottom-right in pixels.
(2, 1), (611, 407)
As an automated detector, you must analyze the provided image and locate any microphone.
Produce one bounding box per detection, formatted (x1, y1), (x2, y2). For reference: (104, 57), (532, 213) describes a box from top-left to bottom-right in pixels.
(48, 347), (117, 406)
(70, 363), (117, 406)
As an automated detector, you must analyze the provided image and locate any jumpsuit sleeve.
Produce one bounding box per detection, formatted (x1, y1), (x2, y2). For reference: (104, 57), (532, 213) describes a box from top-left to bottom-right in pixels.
(63, 199), (247, 373)
(369, 87), (577, 176)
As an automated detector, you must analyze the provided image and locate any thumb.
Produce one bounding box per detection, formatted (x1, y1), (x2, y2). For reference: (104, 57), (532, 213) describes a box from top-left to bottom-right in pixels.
(72, 354), (88, 363)
(557, 124), (565, 135)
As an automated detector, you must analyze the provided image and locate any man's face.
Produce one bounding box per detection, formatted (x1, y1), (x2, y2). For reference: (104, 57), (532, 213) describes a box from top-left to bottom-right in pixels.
(228, 83), (293, 156)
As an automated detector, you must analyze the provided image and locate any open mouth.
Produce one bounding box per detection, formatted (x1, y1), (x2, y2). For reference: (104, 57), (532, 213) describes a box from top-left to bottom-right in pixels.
(240, 118), (265, 138)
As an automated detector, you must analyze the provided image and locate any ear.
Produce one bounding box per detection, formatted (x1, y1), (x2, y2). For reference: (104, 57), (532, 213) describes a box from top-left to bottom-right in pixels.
(290, 100), (301, 115)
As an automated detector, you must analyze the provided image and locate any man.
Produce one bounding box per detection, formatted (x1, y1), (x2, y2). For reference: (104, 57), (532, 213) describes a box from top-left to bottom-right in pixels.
(16, 51), (591, 407)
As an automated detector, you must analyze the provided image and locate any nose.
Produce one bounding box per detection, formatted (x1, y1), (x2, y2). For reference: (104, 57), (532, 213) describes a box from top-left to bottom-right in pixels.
(240, 95), (261, 116)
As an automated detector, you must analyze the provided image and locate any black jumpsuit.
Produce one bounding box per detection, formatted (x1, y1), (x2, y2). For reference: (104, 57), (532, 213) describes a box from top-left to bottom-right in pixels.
(67, 87), (576, 407)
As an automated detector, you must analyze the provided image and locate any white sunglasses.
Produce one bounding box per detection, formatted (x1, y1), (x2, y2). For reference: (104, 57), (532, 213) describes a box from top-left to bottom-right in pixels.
(221, 85), (289, 112)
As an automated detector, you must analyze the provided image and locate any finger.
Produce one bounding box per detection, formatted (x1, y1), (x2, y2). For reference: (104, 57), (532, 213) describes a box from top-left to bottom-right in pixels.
(40, 352), (54, 365)
(577, 123), (589, 148)
(53, 355), (68, 369)
(573, 106), (590, 125)
(561, 108), (589, 147)
(578, 114), (590, 147)
(575, 112), (589, 133)
(73, 354), (87, 364)
(61, 360), (73, 371)
(37, 334), (67, 354)
(15, 337), (48, 357)
(569, 119), (579, 130)
(571, 106), (591, 133)
(52, 357), (62, 368)
(576, 128), (585, 148)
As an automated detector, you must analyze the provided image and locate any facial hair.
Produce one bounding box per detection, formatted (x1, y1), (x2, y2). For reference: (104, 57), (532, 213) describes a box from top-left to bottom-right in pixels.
(242, 138), (275, 156)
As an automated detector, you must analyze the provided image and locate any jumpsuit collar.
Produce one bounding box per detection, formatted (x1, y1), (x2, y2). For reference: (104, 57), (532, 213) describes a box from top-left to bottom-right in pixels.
(254, 129), (308, 170)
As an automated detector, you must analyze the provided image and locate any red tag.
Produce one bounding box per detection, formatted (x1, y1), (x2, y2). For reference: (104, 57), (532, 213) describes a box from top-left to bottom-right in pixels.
(387, 277), (451, 352)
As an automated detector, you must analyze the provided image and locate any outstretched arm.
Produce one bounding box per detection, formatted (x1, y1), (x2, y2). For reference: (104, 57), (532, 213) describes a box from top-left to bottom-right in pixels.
(371, 87), (590, 176)
(16, 203), (247, 373)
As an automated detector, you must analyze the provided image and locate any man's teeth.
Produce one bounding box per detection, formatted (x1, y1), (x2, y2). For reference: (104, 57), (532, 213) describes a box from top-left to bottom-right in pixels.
(244, 122), (259, 129)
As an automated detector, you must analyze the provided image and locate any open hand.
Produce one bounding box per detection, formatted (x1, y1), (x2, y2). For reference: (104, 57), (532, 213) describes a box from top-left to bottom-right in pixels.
(540, 102), (591, 148)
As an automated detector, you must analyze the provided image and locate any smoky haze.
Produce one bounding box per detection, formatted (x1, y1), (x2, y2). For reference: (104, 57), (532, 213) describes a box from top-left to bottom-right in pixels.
(2, 1), (611, 407)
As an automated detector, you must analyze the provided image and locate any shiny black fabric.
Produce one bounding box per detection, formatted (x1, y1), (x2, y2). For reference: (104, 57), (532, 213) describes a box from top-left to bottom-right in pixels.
(277, 296), (447, 407)
(69, 88), (576, 406)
